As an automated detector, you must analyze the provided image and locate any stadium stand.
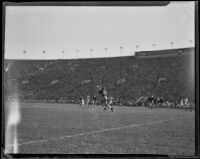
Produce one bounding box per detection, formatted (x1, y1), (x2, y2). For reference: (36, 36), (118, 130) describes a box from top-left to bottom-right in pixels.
(4, 48), (195, 106)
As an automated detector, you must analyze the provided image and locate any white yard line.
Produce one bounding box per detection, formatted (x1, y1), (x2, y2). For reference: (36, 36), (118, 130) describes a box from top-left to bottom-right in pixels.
(6, 116), (192, 147)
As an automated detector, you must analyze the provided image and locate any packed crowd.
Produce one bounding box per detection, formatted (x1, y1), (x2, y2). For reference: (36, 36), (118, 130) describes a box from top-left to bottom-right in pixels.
(4, 50), (194, 108)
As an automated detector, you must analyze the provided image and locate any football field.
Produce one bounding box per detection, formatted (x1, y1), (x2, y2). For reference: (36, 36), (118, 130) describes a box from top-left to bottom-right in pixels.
(5, 102), (195, 156)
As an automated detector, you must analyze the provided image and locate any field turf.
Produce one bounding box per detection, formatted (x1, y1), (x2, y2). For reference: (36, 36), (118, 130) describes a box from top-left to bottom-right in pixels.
(5, 102), (195, 156)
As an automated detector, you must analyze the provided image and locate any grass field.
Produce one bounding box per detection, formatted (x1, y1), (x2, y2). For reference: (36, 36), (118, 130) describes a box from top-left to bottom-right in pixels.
(5, 102), (195, 156)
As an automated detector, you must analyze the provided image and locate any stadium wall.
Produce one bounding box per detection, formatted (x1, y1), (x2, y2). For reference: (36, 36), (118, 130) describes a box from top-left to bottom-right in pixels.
(135, 47), (194, 58)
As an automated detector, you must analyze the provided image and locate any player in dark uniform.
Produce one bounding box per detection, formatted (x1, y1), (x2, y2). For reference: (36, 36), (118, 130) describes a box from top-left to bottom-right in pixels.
(156, 97), (160, 108)
(96, 85), (113, 112)
(107, 97), (114, 108)
(159, 97), (164, 108)
(92, 96), (97, 107)
(79, 96), (85, 108)
(153, 97), (158, 109)
(148, 95), (154, 109)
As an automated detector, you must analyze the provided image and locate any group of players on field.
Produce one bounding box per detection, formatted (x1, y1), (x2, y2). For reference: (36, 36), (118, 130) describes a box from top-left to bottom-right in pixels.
(146, 95), (193, 110)
(79, 85), (114, 112)
(79, 85), (193, 112)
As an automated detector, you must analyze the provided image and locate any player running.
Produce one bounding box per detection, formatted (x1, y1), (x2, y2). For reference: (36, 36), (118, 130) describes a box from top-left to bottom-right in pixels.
(96, 85), (113, 112)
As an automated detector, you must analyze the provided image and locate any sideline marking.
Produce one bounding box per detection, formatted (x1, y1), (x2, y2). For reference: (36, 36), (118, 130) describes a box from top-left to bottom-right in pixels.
(7, 116), (192, 147)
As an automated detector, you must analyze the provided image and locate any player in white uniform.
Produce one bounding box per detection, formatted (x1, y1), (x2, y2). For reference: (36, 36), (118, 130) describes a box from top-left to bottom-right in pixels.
(86, 95), (90, 107)
(184, 97), (190, 110)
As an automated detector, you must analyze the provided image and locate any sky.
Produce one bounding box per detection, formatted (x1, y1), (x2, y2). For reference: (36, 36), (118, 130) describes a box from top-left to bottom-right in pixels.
(4, 2), (195, 59)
